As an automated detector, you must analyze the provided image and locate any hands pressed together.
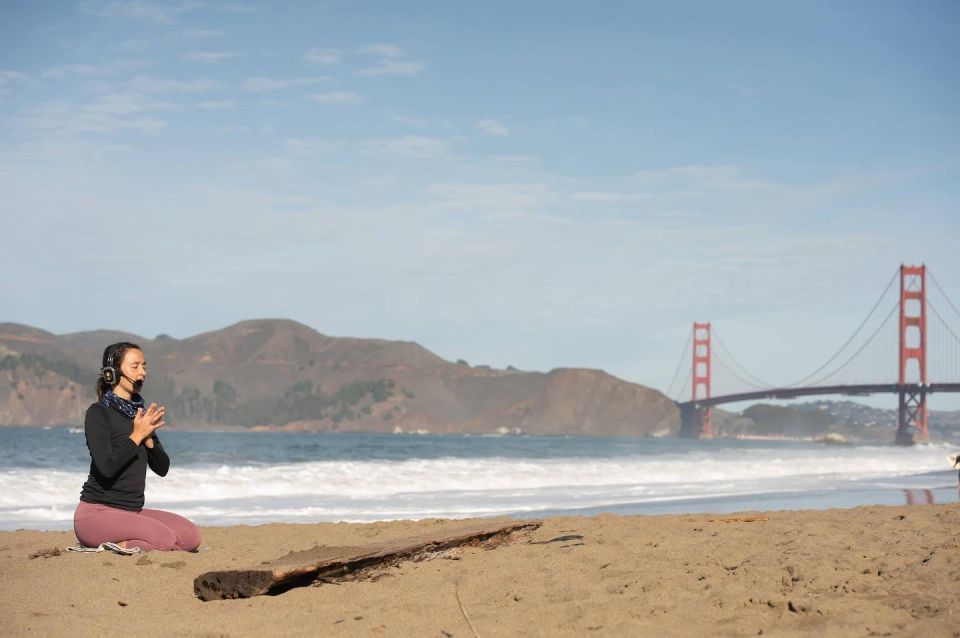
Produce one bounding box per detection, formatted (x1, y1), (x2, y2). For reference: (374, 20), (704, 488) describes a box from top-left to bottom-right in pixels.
(130, 403), (165, 447)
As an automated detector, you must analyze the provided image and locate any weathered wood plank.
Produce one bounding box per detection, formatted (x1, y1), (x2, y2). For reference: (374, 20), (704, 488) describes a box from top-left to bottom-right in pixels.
(194, 519), (541, 601)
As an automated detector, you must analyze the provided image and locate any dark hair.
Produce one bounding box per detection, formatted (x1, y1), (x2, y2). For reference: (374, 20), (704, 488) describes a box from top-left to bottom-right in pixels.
(96, 341), (142, 400)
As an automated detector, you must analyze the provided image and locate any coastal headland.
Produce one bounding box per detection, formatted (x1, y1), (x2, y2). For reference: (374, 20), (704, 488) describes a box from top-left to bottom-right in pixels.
(2, 505), (957, 636)
(0, 319), (678, 436)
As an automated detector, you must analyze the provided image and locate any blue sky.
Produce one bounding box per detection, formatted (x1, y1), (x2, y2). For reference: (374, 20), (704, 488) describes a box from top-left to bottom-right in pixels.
(1, 1), (959, 409)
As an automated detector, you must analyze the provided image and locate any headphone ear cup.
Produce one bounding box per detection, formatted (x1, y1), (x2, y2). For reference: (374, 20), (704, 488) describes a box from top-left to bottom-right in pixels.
(102, 366), (117, 385)
(102, 345), (119, 386)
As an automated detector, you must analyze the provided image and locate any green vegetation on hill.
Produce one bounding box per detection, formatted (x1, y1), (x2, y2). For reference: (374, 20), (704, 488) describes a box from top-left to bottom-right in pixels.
(149, 377), (396, 427)
(742, 404), (835, 436)
(0, 354), (91, 386)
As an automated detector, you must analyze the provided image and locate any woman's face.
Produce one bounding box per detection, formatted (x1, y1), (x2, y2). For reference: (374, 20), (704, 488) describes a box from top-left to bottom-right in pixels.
(117, 348), (147, 394)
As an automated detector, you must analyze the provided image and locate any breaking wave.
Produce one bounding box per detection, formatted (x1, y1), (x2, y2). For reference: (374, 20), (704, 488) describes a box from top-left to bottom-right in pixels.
(1, 438), (955, 530)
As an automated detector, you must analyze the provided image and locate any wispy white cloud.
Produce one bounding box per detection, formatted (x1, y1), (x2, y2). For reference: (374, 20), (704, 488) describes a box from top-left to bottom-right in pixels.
(41, 59), (154, 80)
(366, 135), (447, 158)
(359, 59), (424, 76)
(12, 98), (168, 134)
(215, 1), (255, 13)
(636, 164), (771, 192)
(0, 70), (29, 87)
(359, 44), (405, 58)
(304, 47), (341, 66)
(285, 138), (333, 154)
(242, 78), (286, 92)
(358, 44), (424, 76)
(41, 64), (100, 79)
(117, 38), (151, 53)
(0, 70), (28, 104)
(571, 191), (649, 203)
(182, 51), (240, 64)
(422, 182), (556, 218)
(127, 75), (218, 92)
(309, 91), (365, 105)
(6, 74), (212, 134)
(175, 28), (224, 38)
(79, 1), (255, 23)
(242, 76), (327, 91)
(491, 154), (536, 165)
(673, 165), (770, 191)
(254, 157), (299, 176)
(79, 0), (179, 22)
(476, 119), (509, 137)
(90, 92), (169, 116)
(196, 100), (234, 110)
(392, 114), (428, 128)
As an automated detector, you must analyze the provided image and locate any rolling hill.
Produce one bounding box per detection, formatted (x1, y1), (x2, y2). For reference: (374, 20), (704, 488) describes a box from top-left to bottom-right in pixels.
(0, 320), (679, 436)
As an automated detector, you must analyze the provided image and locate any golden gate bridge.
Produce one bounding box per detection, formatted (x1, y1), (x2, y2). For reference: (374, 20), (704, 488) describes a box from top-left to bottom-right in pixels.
(668, 264), (960, 445)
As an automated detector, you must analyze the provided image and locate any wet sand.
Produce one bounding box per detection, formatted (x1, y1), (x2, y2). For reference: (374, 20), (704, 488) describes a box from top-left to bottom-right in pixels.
(1, 504), (957, 637)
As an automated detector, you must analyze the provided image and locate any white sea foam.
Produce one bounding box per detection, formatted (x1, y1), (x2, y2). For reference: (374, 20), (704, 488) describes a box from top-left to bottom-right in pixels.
(1, 443), (954, 530)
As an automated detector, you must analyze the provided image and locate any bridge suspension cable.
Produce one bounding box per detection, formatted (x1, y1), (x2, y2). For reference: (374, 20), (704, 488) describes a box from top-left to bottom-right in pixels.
(666, 329), (693, 400)
(925, 268), (960, 383)
(711, 354), (769, 395)
(801, 301), (899, 387)
(781, 267), (900, 388)
(675, 372), (691, 403)
(711, 327), (775, 391)
(928, 298), (960, 383)
(928, 299), (960, 346)
(929, 269), (960, 322)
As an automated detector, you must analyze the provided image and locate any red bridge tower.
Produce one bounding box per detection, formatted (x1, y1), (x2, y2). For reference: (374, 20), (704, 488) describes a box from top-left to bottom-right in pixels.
(897, 264), (929, 445)
(692, 322), (713, 438)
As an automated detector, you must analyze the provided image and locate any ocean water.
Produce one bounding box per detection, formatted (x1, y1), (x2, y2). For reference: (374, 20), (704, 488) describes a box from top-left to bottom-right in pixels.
(0, 427), (957, 531)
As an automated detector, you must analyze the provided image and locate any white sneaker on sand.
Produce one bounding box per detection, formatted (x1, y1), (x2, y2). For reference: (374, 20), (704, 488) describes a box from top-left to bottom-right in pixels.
(65, 542), (142, 555)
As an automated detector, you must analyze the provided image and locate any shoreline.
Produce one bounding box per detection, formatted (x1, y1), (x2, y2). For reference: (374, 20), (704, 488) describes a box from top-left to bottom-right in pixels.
(3, 505), (957, 636)
(7, 423), (958, 442)
(8, 483), (960, 534)
(7, 475), (960, 534)
(5, 463), (959, 534)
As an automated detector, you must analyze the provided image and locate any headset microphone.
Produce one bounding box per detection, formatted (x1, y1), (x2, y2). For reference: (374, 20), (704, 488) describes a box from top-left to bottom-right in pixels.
(101, 367), (144, 391)
(125, 372), (144, 392)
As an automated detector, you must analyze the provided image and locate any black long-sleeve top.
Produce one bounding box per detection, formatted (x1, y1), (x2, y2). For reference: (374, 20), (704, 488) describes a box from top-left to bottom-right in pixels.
(79, 402), (170, 511)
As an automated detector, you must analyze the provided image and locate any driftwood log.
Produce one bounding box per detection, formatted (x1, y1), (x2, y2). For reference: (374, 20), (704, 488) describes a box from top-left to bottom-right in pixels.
(194, 519), (541, 601)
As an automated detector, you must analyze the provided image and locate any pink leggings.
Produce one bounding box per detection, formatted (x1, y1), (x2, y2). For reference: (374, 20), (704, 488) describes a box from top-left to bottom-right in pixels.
(74, 501), (202, 552)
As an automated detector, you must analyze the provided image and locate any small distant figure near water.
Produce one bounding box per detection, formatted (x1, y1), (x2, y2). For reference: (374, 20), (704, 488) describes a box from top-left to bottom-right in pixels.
(951, 454), (960, 497)
(903, 488), (934, 505)
(72, 342), (201, 553)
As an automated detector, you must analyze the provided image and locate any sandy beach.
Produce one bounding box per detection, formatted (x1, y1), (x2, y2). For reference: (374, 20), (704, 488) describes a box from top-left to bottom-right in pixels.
(1, 504), (957, 637)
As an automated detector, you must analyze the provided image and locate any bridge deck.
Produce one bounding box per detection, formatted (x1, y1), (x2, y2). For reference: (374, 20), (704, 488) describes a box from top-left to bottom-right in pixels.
(677, 383), (960, 409)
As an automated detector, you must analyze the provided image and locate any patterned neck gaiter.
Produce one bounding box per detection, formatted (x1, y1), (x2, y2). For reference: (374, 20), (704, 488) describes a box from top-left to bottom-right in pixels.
(101, 391), (145, 419)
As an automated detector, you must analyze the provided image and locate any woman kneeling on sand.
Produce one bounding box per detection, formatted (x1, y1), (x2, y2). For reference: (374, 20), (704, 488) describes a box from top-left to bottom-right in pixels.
(73, 342), (201, 553)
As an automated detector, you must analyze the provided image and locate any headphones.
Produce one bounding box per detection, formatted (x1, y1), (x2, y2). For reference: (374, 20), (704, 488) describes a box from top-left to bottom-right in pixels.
(100, 344), (122, 386)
